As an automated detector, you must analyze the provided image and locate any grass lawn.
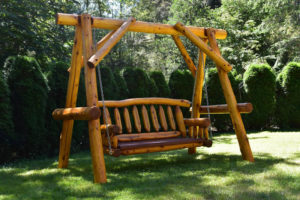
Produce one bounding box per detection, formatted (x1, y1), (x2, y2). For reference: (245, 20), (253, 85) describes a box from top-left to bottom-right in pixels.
(0, 131), (299, 200)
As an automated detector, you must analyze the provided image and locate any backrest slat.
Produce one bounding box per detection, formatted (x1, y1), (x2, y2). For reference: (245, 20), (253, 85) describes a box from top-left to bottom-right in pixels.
(159, 106), (168, 131)
(114, 108), (122, 134)
(132, 106), (141, 133)
(167, 106), (176, 131)
(141, 105), (151, 132)
(103, 107), (111, 124)
(123, 107), (132, 133)
(150, 105), (160, 132)
(175, 106), (186, 137)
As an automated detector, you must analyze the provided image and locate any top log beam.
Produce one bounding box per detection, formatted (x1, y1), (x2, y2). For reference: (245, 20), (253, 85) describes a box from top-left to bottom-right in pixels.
(56, 13), (227, 40)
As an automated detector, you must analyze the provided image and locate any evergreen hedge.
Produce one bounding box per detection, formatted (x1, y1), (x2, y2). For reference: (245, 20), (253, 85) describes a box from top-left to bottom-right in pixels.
(5, 56), (49, 157)
(150, 71), (170, 98)
(243, 63), (276, 130)
(45, 61), (88, 155)
(168, 69), (194, 101)
(0, 72), (14, 163)
(123, 68), (158, 98)
(204, 68), (239, 131)
(98, 66), (119, 100)
(275, 62), (300, 128)
(114, 71), (129, 99)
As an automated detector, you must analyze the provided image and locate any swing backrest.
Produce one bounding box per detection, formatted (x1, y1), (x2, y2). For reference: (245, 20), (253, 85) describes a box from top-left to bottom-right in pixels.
(98, 98), (191, 135)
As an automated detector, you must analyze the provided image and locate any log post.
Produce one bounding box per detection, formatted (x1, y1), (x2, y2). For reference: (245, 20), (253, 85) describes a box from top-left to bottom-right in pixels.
(81, 14), (107, 183)
(189, 40), (207, 154)
(206, 28), (254, 162)
(58, 24), (83, 168)
(172, 35), (197, 76)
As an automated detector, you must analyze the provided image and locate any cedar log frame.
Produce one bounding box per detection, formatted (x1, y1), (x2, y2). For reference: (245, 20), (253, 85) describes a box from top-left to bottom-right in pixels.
(55, 13), (254, 184)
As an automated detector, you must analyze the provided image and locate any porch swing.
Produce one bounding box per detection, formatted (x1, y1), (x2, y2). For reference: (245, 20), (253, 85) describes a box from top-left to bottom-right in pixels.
(52, 13), (254, 183)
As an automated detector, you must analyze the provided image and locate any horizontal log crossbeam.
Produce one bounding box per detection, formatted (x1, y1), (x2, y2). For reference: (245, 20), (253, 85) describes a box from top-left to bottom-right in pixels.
(56, 13), (227, 39)
(52, 106), (100, 120)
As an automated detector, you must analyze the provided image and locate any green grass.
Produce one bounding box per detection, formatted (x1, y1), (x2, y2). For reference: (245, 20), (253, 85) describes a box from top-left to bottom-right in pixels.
(1, 131), (299, 200)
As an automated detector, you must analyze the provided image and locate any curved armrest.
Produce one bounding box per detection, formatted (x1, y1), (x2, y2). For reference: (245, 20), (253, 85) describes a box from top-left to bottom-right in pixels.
(100, 124), (121, 148)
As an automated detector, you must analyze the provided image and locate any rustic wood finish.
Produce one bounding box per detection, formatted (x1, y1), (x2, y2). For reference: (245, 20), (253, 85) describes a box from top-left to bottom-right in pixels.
(56, 13), (227, 39)
(53, 106), (100, 120)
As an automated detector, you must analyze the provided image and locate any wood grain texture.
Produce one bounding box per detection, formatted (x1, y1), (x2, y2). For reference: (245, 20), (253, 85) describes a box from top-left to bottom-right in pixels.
(58, 25), (83, 168)
(53, 106), (100, 120)
(167, 106), (176, 131)
(174, 22), (232, 72)
(206, 28), (254, 162)
(98, 97), (191, 108)
(150, 105), (160, 132)
(116, 131), (181, 142)
(141, 105), (151, 132)
(81, 14), (107, 183)
(158, 106), (168, 131)
(56, 13), (227, 39)
(175, 106), (186, 137)
(114, 108), (122, 134)
(123, 107), (132, 133)
(132, 106), (141, 133)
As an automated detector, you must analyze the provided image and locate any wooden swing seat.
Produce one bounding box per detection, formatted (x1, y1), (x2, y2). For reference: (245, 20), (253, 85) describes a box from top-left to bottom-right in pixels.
(97, 98), (212, 157)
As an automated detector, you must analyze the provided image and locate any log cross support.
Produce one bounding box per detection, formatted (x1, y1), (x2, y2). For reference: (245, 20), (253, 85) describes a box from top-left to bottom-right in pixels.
(206, 28), (254, 162)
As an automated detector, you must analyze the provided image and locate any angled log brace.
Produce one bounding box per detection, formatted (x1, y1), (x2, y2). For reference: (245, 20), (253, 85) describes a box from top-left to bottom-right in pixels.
(174, 22), (232, 72)
(88, 17), (136, 68)
(172, 35), (197, 76)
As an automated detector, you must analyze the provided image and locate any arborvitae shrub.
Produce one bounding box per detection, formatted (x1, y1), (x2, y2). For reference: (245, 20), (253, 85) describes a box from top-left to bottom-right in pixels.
(0, 72), (14, 163)
(46, 61), (88, 154)
(169, 69), (194, 101)
(243, 63), (276, 130)
(204, 68), (238, 132)
(150, 71), (170, 98)
(5, 56), (49, 157)
(98, 66), (119, 100)
(114, 71), (129, 99)
(275, 62), (300, 128)
(123, 68), (158, 98)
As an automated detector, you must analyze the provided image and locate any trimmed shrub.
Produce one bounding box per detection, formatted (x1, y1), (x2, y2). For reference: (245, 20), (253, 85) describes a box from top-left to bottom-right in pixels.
(243, 63), (276, 130)
(114, 71), (129, 99)
(275, 62), (300, 128)
(168, 69), (194, 101)
(0, 72), (15, 163)
(204, 68), (238, 131)
(123, 68), (158, 98)
(150, 71), (170, 98)
(98, 66), (119, 100)
(5, 56), (49, 157)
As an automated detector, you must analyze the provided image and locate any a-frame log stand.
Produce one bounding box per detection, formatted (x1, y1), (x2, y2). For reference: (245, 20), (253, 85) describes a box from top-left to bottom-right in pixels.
(56, 13), (254, 184)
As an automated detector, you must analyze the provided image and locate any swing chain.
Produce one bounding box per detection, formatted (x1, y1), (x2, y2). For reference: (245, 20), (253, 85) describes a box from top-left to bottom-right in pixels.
(97, 65), (113, 155)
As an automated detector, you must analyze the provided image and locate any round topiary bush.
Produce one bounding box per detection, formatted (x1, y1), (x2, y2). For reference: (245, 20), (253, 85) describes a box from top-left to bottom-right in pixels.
(123, 68), (158, 98)
(243, 63), (276, 130)
(5, 56), (49, 157)
(168, 69), (194, 101)
(0, 71), (14, 163)
(275, 62), (300, 128)
(150, 71), (170, 98)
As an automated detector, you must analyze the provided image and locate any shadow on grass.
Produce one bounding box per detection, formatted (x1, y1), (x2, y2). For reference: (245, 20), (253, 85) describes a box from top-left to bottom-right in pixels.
(1, 149), (299, 199)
